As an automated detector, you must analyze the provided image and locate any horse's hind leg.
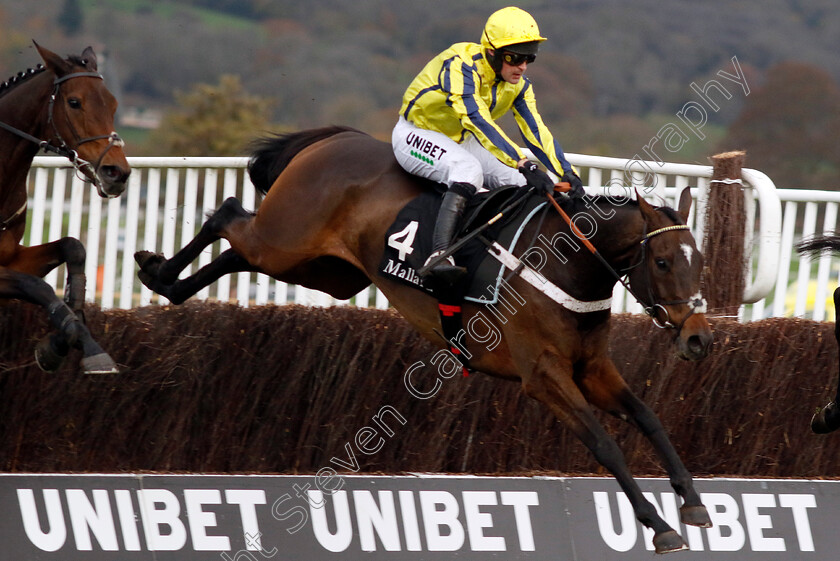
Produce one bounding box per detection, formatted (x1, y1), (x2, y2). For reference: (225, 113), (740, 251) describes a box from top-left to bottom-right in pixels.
(578, 357), (711, 528)
(135, 197), (251, 286)
(523, 353), (688, 553)
(811, 286), (840, 433)
(140, 248), (258, 304)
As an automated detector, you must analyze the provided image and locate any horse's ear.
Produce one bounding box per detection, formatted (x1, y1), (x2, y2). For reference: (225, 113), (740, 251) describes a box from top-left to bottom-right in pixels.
(33, 41), (72, 78)
(80, 46), (98, 71)
(635, 189), (658, 222)
(677, 186), (692, 223)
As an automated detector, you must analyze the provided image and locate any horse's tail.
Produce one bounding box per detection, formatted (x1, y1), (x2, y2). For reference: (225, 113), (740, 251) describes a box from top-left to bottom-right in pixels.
(796, 235), (840, 257)
(247, 126), (363, 196)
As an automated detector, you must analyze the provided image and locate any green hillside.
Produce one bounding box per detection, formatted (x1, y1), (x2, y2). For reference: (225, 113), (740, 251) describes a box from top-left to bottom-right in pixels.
(2, 0), (839, 184)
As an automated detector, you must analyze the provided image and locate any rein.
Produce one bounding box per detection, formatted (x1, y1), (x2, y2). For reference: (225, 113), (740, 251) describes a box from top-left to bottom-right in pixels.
(0, 70), (125, 193)
(544, 190), (647, 305)
(545, 190), (706, 332)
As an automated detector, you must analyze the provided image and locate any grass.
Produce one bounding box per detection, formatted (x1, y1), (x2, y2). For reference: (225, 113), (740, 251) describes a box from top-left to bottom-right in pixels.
(117, 126), (152, 153)
(81, 0), (259, 32)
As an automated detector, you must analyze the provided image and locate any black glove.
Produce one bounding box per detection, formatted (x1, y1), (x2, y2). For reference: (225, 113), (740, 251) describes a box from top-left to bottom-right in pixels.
(561, 171), (585, 199)
(517, 160), (555, 195)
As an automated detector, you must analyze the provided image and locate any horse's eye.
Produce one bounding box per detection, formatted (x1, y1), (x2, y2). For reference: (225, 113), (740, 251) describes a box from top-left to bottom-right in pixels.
(655, 257), (669, 271)
(68, 98), (82, 109)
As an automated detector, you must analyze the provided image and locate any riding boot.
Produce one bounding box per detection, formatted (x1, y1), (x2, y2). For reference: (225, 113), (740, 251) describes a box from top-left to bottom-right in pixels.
(421, 182), (475, 286)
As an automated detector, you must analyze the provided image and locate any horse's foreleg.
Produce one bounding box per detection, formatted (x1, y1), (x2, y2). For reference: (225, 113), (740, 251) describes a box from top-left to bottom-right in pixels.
(6, 239), (91, 371)
(578, 357), (711, 528)
(6, 237), (87, 312)
(59, 237), (87, 313)
(0, 268), (116, 374)
(139, 248), (258, 304)
(136, 197), (251, 286)
(522, 354), (688, 554)
(812, 287), (840, 433)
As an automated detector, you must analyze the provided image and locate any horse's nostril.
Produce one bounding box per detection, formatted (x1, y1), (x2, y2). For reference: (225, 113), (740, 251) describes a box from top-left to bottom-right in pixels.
(686, 334), (711, 358)
(688, 336), (703, 354)
(101, 165), (130, 184)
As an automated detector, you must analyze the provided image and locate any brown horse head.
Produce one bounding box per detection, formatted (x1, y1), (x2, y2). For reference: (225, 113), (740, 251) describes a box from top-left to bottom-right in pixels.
(34, 42), (130, 197)
(633, 188), (712, 360)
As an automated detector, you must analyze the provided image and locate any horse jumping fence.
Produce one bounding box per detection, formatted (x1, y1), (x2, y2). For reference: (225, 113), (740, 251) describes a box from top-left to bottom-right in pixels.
(27, 154), (820, 321)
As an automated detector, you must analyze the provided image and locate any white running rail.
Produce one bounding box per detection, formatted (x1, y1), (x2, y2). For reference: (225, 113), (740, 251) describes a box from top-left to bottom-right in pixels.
(26, 154), (790, 320)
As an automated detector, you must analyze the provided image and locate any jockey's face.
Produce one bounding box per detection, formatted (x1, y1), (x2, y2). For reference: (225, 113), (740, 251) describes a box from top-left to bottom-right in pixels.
(500, 57), (528, 84)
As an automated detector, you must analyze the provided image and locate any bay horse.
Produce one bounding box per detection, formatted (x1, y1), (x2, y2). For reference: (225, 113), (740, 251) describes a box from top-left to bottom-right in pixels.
(797, 235), (840, 433)
(0, 43), (130, 374)
(136, 126), (714, 553)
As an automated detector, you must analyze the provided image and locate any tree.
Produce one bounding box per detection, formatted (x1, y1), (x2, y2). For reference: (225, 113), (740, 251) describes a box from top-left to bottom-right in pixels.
(58, 0), (83, 36)
(720, 62), (840, 189)
(144, 75), (278, 156)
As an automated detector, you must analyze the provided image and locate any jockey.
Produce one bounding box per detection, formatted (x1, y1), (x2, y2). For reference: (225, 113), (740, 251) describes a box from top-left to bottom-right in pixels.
(392, 6), (584, 282)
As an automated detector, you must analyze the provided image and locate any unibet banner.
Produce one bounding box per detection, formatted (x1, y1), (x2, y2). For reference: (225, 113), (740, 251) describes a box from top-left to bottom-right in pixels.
(1, 473), (836, 560)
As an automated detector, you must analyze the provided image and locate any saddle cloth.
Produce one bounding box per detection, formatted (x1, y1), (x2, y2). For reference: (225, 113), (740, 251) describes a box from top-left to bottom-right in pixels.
(378, 186), (549, 302)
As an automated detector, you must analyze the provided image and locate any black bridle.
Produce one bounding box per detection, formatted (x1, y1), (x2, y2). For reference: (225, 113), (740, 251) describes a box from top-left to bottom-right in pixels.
(544, 192), (706, 334)
(634, 224), (708, 331)
(0, 70), (125, 197)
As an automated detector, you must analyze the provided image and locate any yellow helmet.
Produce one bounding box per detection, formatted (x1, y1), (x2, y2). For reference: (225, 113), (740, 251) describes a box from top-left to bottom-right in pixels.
(480, 7), (546, 53)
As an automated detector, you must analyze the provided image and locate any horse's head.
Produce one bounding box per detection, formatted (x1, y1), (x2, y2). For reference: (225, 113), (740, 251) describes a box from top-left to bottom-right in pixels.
(35, 42), (130, 198)
(631, 187), (712, 360)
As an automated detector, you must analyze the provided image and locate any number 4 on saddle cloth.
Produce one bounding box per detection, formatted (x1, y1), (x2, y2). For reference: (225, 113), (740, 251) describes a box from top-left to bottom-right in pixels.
(378, 186), (550, 373)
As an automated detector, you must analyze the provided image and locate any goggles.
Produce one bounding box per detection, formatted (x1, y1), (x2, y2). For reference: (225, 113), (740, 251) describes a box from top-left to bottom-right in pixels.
(502, 51), (536, 66)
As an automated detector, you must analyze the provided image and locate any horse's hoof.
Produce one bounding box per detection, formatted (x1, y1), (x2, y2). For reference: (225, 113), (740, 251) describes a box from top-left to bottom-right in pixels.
(34, 337), (66, 372)
(811, 402), (840, 434)
(653, 530), (689, 554)
(680, 504), (712, 528)
(134, 251), (166, 276)
(81, 353), (119, 375)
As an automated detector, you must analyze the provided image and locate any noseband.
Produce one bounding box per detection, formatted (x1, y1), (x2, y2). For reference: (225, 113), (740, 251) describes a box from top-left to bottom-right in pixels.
(638, 224), (707, 332)
(48, 72), (125, 191)
(0, 70), (125, 195)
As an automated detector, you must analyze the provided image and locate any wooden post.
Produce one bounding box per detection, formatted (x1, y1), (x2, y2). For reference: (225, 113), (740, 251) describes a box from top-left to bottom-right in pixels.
(703, 150), (747, 317)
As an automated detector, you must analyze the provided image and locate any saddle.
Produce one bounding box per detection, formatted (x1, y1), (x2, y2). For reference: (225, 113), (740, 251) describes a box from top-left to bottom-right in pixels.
(378, 186), (550, 373)
(379, 186), (548, 300)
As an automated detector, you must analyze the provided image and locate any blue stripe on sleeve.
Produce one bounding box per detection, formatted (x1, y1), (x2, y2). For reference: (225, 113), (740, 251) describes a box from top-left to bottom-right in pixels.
(489, 82), (498, 112)
(440, 57), (454, 92)
(514, 79), (571, 175)
(402, 85), (441, 119)
(513, 81), (543, 144)
(459, 60), (476, 95)
(459, 64), (520, 160)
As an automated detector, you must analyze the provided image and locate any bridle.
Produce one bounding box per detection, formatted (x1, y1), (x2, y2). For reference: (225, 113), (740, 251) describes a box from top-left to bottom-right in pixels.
(636, 224), (708, 331)
(0, 70), (125, 197)
(544, 191), (706, 335)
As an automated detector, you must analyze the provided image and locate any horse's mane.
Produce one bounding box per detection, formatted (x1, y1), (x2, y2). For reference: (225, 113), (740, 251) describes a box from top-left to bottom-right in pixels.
(248, 126), (365, 196)
(567, 193), (635, 212)
(571, 195), (686, 224)
(656, 205), (685, 224)
(0, 64), (46, 99)
(0, 53), (94, 100)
